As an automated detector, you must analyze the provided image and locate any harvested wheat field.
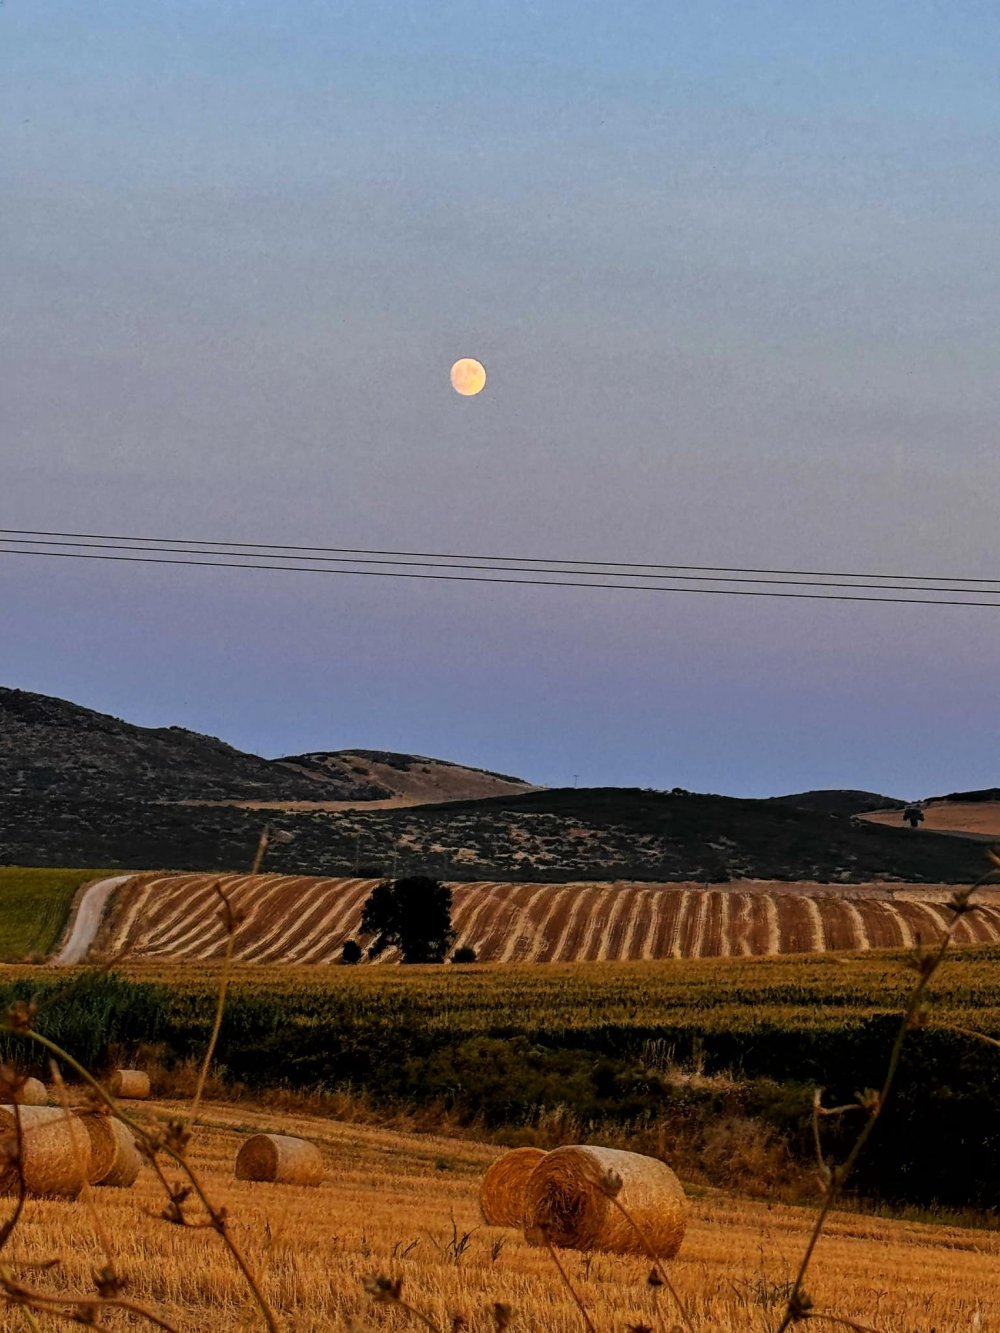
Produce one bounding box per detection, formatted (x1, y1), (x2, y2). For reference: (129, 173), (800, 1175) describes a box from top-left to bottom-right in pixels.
(864, 799), (1000, 838)
(1, 1100), (998, 1330)
(96, 872), (1000, 965)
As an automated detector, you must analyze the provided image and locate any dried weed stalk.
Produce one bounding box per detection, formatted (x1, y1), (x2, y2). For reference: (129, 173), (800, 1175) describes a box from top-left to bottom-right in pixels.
(0, 827), (284, 1331)
(776, 850), (1000, 1332)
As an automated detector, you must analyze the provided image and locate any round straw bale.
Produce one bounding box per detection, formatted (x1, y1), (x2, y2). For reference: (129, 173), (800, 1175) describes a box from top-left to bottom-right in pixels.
(89, 1115), (142, 1188)
(72, 1112), (118, 1183)
(479, 1147), (547, 1226)
(235, 1133), (323, 1186)
(15, 1078), (47, 1106)
(109, 1069), (150, 1100)
(523, 1145), (687, 1258)
(0, 1105), (92, 1198)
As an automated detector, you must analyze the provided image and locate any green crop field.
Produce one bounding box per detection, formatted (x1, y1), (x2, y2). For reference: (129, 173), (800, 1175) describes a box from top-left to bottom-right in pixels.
(120, 944), (1000, 1037)
(0, 867), (110, 962)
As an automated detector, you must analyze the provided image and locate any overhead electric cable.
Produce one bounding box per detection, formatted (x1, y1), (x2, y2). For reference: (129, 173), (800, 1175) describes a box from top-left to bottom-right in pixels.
(0, 534), (996, 597)
(3, 545), (1000, 607)
(2, 527), (999, 586)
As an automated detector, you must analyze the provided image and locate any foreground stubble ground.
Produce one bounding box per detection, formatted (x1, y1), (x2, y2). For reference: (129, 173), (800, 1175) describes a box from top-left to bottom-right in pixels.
(1, 1101), (997, 1330)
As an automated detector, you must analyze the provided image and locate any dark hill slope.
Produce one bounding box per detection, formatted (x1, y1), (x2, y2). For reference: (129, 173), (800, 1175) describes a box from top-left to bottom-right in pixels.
(0, 688), (534, 806)
(1, 785), (987, 882)
(0, 687), (365, 799)
(767, 789), (906, 817)
(0, 686), (363, 802)
(927, 787), (1000, 805)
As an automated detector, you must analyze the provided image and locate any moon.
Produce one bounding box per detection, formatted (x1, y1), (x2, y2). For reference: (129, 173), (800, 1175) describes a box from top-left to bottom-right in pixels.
(450, 357), (486, 396)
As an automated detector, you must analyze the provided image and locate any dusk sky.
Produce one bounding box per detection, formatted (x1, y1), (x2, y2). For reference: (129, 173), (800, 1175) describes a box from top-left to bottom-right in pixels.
(4, 2), (1000, 798)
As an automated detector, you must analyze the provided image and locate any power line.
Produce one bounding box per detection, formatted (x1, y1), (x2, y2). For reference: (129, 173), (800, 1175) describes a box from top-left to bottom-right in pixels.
(0, 534), (997, 597)
(4, 544), (1000, 607)
(2, 526), (999, 586)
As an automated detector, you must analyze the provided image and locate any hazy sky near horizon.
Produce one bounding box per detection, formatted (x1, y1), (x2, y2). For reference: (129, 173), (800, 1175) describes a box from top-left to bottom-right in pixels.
(4, 1), (1000, 799)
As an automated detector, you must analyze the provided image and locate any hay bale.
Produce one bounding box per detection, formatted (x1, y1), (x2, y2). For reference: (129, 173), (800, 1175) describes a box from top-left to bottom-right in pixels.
(72, 1112), (118, 1183)
(72, 1112), (140, 1185)
(15, 1078), (47, 1106)
(235, 1134), (323, 1186)
(0, 1105), (92, 1198)
(479, 1147), (548, 1226)
(82, 1115), (142, 1188)
(109, 1069), (150, 1100)
(523, 1145), (687, 1258)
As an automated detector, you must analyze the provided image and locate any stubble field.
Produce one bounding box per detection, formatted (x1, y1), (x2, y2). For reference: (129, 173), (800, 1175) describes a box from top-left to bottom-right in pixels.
(3, 1099), (998, 1331)
(100, 872), (1000, 964)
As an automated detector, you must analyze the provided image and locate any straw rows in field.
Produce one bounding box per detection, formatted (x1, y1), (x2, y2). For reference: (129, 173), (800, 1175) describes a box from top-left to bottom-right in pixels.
(103, 875), (1000, 964)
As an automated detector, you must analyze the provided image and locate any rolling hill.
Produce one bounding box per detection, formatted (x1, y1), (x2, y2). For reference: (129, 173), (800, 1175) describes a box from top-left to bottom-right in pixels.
(2, 686), (994, 883)
(768, 789), (906, 816)
(3, 784), (990, 883)
(0, 687), (532, 805)
(270, 749), (534, 805)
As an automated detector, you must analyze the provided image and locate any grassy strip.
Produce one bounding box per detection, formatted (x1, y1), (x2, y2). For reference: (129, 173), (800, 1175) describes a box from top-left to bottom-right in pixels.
(0, 867), (112, 961)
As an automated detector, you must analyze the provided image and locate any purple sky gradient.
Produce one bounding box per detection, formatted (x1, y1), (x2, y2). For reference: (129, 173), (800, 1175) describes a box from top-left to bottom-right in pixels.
(3, 1), (999, 798)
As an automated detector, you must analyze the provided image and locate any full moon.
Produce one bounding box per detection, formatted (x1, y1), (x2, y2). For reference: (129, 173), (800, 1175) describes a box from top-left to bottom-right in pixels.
(450, 357), (486, 396)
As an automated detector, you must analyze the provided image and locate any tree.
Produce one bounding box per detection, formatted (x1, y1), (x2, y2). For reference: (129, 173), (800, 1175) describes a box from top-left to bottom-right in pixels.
(452, 946), (477, 964)
(340, 939), (363, 965)
(360, 876), (455, 963)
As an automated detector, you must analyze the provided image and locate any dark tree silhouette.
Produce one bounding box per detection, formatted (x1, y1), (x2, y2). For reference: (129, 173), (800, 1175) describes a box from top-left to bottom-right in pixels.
(360, 876), (455, 963)
(452, 946), (477, 964)
(340, 939), (363, 964)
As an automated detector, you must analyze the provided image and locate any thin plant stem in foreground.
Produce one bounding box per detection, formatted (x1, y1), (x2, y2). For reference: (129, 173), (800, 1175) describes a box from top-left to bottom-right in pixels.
(10, 1027), (279, 1333)
(776, 863), (998, 1332)
(599, 1185), (694, 1333)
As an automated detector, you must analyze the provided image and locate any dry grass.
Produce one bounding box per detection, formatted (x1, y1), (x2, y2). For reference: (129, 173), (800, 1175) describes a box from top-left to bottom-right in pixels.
(0, 1099), (997, 1330)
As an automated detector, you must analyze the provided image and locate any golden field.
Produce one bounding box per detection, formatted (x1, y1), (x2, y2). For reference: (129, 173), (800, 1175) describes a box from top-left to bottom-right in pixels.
(1, 1099), (998, 1330)
(864, 800), (1000, 838)
(98, 872), (1000, 966)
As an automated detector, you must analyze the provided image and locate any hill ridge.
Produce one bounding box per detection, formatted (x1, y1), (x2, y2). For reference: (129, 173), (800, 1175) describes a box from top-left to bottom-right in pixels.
(0, 686), (533, 806)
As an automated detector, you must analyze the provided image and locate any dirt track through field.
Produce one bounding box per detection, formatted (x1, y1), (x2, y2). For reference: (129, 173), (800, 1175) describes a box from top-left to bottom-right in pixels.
(77, 874), (1000, 966)
(52, 875), (133, 964)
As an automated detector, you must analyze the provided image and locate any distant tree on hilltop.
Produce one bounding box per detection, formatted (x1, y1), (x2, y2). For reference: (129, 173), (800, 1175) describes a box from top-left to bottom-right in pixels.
(360, 876), (455, 963)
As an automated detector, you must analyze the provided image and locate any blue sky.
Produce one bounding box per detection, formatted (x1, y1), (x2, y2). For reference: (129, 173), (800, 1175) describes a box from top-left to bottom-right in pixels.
(3, 1), (1000, 797)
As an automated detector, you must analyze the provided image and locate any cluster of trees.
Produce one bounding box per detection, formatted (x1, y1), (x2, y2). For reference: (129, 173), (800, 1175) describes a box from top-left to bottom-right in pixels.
(341, 876), (476, 965)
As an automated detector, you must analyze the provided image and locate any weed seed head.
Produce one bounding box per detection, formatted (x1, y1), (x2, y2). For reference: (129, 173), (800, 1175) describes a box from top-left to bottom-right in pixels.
(6, 1000), (37, 1032)
(363, 1274), (404, 1304)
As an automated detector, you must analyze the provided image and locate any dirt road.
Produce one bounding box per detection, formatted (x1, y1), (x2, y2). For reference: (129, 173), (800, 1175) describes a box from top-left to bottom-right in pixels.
(52, 874), (132, 964)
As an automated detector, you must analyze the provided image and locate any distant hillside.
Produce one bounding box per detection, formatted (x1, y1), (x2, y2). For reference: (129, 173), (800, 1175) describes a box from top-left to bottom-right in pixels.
(768, 789), (906, 817)
(0, 687), (348, 802)
(2, 687), (992, 883)
(927, 787), (1000, 805)
(274, 749), (535, 804)
(1, 785), (989, 883)
(0, 687), (532, 806)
